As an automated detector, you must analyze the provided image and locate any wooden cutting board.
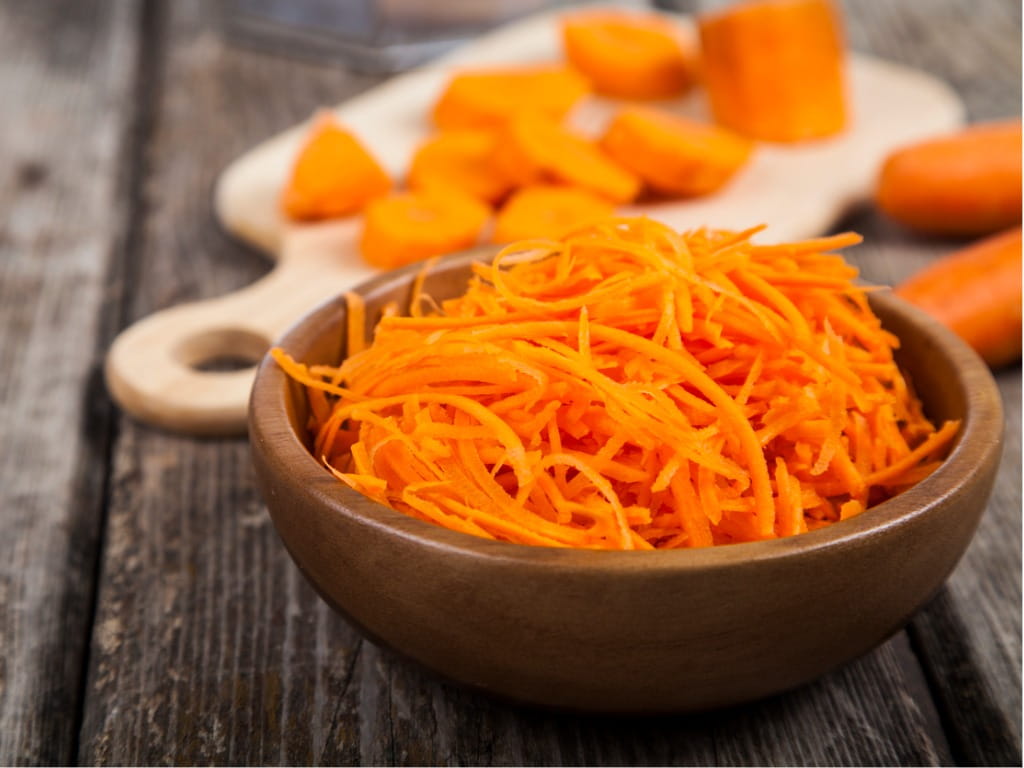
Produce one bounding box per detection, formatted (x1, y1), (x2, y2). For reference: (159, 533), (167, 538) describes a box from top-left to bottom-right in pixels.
(105, 6), (964, 436)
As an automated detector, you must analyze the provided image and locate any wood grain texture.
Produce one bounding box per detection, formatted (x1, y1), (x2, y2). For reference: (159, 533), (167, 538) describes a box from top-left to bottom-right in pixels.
(840, 0), (1021, 123)
(75, 0), (1019, 765)
(839, 216), (1022, 766)
(76, 0), (377, 763)
(834, 5), (1021, 761)
(0, 1), (141, 763)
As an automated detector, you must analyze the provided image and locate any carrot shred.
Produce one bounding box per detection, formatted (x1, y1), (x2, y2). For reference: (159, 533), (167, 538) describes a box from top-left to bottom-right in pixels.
(275, 217), (960, 549)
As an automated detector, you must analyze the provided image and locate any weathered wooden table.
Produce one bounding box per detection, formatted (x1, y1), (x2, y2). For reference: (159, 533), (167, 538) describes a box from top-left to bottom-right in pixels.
(1, 0), (1020, 764)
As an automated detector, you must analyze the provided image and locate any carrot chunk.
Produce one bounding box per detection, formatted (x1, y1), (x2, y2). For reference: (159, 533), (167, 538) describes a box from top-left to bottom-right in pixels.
(698, 0), (847, 142)
(408, 130), (512, 205)
(359, 190), (490, 269)
(281, 114), (391, 221)
(492, 185), (614, 243)
(876, 121), (1022, 236)
(896, 228), (1022, 367)
(492, 112), (641, 203)
(600, 108), (753, 196)
(561, 10), (696, 100)
(432, 65), (589, 131)
(279, 217), (958, 549)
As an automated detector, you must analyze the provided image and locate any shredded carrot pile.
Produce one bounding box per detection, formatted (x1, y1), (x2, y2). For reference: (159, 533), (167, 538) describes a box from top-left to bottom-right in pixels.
(274, 217), (960, 550)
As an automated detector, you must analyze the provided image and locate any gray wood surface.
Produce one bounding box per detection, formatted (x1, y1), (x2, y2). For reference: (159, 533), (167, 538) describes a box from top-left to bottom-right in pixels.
(842, 221), (1022, 766)
(840, 219), (1022, 767)
(0, 1), (141, 763)
(0, 0), (1018, 765)
(839, 5), (1022, 762)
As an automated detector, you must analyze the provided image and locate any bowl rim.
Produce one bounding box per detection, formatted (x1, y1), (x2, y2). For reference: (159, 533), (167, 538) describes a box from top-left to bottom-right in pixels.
(249, 249), (1005, 574)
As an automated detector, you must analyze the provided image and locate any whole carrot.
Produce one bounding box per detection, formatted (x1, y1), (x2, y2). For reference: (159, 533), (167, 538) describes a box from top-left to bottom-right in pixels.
(896, 228), (1022, 367)
(876, 121), (1022, 236)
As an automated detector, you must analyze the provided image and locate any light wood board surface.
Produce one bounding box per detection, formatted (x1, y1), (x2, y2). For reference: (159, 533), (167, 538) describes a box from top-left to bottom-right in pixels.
(104, 4), (963, 436)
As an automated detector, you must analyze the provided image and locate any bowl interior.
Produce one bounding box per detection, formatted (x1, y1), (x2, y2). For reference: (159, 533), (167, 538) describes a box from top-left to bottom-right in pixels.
(264, 246), (1002, 562)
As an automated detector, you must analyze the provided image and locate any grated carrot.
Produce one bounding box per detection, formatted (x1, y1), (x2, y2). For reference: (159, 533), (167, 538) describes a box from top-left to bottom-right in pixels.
(274, 217), (960, 549)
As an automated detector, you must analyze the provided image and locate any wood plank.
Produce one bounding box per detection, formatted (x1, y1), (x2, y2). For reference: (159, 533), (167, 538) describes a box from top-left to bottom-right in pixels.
(836, 3), (1021, 763)
(0, 0), (141, 763)
(841, 0), (1021, 122)
(76, 0), (378, 763)
(840, 217), (1023, 766)
(76, 0), (1010, 764)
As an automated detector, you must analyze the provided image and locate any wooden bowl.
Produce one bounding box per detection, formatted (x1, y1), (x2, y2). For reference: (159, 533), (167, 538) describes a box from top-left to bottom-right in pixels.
(249, 249), (1003, 712)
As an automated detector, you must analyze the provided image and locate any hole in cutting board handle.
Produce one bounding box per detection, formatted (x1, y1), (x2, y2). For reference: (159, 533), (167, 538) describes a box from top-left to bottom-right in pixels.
(173, 327), (270, 373)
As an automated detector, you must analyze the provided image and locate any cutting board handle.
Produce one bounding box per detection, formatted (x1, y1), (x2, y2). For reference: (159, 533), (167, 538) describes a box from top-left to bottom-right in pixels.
(105, 228), (365, 435)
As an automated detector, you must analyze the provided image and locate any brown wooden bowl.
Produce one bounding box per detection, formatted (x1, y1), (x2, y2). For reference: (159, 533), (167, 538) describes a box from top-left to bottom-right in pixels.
(249, 248), (1003, 712)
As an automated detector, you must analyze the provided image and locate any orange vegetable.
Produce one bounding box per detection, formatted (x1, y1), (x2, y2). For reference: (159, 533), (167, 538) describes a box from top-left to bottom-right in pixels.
(275, 217), (958, 550)
(896, 228), (1022, 367)
(561, 10), (696, 100)
(492, 185), (614, 243)
(408, 131), (512, 204)
(876, 121), (1022, 236)
(359, 190), (490, 269)
(432, 65), (589, 131)
(698, 0), (846, 142)
(492, 112), (641, 203)
(281, 114), (391, 221)
(600, 108), (753, 196)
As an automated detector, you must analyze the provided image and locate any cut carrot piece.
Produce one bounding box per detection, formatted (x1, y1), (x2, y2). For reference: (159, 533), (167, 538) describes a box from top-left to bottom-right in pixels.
(408, 131), (512, 205)
(876, 121), (1022, 236)
(281, 113), (391, 221)
(492, 185), (614, 243)
(896, 228), (1022, 367)
(601, 108), (753, 196)
(359, 190), (490, 269)
(278, 217), (959, 550)
(492, 112), (641, 203)
(698, 0), (846, 142)
(432, 65), (589, 131)
(561, 10), (696, 100)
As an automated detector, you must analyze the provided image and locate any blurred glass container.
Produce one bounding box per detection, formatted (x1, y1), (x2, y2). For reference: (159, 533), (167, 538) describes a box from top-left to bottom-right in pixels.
(224, 0), (577, 73)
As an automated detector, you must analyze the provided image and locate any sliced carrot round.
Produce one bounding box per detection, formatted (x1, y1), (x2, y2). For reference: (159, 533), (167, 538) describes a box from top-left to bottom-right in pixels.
(408, 131), (512, 205)
(281, 114), (391, 221)
(432, 65), (589, 131)
(492, 185), (614, 243)
(360, 190), (490, 269)
(601, 108), (753, 197)
(492, 112), (641, 204)
(562, 10), (696, 100)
